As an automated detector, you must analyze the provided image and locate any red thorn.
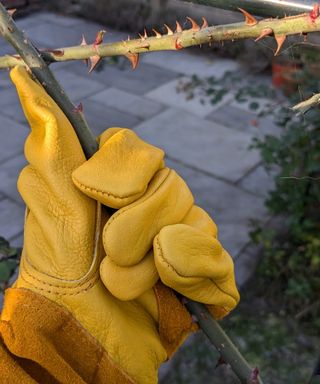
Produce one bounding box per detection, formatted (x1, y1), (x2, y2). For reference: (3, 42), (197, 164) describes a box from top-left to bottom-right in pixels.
(8, 8), (16, 17)
(201, 16), (209, 29)
(45, 49), (64, 57)
(93, 30), (106, 48)
(175, 38), (184, 50)
(164, 24), (174, 35)
(88, 55), (101, 73)
(274, 34), (286, 56)
(175, 20), (183, 33)
(215, 356), (227, 368)
(249, 367), (260, 383)
(73, 102), (83, 113)
(187, 16), (200, 31)
(152, 29), (162, 38)
(254, 27), (273, 42)
(238, 8), (258, 26)
(125, 52), (139, 69)
(309, 3), (319, 22)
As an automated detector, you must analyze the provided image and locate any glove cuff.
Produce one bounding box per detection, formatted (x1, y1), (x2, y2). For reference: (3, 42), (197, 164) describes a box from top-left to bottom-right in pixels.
(153, 282), (197, 358)
(0, 288), (135, 384)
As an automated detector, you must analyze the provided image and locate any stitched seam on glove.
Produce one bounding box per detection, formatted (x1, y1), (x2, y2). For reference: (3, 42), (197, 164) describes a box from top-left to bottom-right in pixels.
(73, 178), (145, 201)
(20, 269), (100, 296)
(154, 236), (238, 307)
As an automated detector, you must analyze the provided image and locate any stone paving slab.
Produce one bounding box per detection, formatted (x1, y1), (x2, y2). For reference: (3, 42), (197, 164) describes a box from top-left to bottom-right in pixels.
(0, 85), (28, 123)
(134, 108), (261, 183)
(0, 154), (26, 205)
(80, 99), (141, 136)
(238, 164), (275, 199)
(0, 115), (27, 163)
(142, 51), (242, 78)
(71, 60), (180, 96)
(89, 87), (166, 120)
(0, 198), (25, 241)
(145, 77), (233, 118)
(165, 158), (266, 257)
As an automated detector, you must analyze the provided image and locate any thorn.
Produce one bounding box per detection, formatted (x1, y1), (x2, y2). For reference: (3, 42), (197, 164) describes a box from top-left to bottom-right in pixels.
(249, 367), (260, 384)
(215, 356), (227, 369)
(80, 34), (89, 67)
(309, 3), (319, 22)
(191, 315), (198, 323)
(186, 16), (200, 31)
(175, 20), (183, 33)
(127, 35), (131, 41)
(201, 16), (209, 29)
(93, 30), (106, 47)
(238, 8), (258, 26)
(164, 24), (174, 35)
(73, 102), (83, 113)
(125, 52), (139, 69)
(143, 28), (148, 39)
(88, 55), (101, 73)
(138, 33), (145, 40)
(80, 34), (87, 46)
(274, 34), (286, 56)
(175, 37), (184, 50)
(152, 29), (162, 38)
(7, 8), (16, 17)
(254, 27), (273, 42)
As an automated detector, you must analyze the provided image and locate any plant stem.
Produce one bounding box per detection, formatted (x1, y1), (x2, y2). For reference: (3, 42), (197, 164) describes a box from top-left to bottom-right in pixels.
(185, 300), (263, 383)
(292, 93), (320, 114)
(1, 11), (320, 69)
(0, 3), (265, 382)
(0, 2), (97, 158)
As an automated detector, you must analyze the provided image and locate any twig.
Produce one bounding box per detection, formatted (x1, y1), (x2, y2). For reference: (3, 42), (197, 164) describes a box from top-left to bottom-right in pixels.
(0, 2), (97, 158)
(0, 3), (266, 383)
(1, 10), (320, 69)
(292, 93), (320, 114)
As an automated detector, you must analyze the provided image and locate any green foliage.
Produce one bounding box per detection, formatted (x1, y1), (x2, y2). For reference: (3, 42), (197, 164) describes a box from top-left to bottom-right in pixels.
(0, 236), (21, 291)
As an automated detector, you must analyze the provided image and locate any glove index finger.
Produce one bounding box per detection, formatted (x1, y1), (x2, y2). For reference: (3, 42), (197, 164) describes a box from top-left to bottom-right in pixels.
(72, 128), (165, 209)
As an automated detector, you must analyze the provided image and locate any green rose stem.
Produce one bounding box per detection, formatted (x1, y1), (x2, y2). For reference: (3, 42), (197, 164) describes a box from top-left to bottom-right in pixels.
(0, 2), (267, 383)
(1, 8), (320, 70)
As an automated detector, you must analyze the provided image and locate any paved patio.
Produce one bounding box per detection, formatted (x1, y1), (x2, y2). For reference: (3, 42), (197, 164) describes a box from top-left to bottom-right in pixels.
(0, 11), (277, 292)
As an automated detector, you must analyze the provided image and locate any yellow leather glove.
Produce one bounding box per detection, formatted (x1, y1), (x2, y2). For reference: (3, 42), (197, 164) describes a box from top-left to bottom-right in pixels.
(1, 66), (239, 384)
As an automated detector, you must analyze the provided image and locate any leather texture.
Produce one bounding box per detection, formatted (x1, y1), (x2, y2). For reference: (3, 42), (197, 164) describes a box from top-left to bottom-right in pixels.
(7, 66), (240, 384)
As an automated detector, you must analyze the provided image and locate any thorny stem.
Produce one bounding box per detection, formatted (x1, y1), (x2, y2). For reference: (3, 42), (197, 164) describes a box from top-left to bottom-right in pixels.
(1, 10), (320, 69)
(0, 2), (97, 158)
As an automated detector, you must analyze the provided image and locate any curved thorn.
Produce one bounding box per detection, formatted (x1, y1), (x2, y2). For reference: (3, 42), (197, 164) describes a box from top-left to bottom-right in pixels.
(238, 8), (258, 26)
(175, 20), (183, 33)
(186, 16), (200, 31)
(88, 55), (101, 73)
(125, 52), (139, 70)
(80, 34), (89, 66)
(201, 17), (209, 29)
(274, 34), (286, 56)
(152, 29), (162, 38)
(143, 28), (148, 39)
(164, 24), (174, 35)
(254, 27), (273, 42)
(8, 8), (16, 17)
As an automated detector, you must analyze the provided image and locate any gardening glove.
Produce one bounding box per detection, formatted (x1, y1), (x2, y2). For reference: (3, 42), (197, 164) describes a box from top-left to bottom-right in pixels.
(0, 65), (239, 384)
